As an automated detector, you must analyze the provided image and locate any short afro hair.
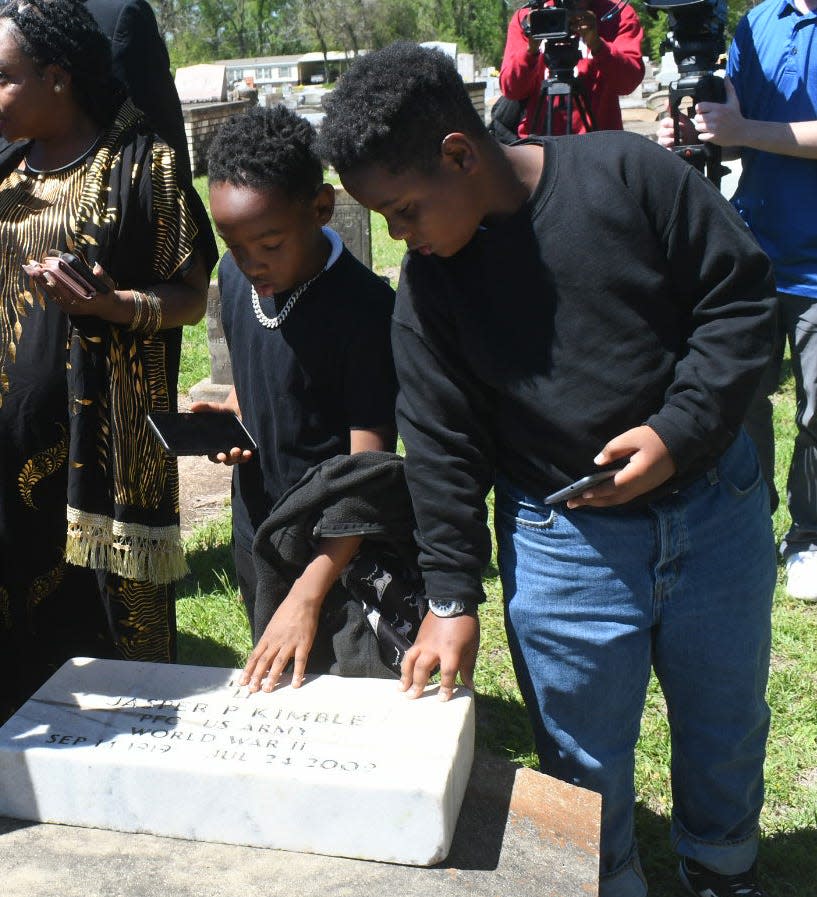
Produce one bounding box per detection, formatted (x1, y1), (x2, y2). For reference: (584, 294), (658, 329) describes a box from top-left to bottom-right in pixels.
(319, 42), (487, 176)
(208, 105), (323, 201)
(0, 0), (122, 127)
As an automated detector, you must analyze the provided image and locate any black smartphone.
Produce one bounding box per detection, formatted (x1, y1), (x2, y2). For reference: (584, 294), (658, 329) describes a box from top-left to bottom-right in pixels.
(545, 462), (628, 505)
(59, 252), (109, 294)
(147, 411), (257, 456)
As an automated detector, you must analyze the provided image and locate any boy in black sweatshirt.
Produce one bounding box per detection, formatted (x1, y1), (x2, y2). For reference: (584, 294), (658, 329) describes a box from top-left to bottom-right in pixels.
(319, 42), (777, 897)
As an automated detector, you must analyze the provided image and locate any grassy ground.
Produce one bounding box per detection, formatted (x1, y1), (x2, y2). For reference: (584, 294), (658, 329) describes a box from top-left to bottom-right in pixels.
(177, 180), (817, 895)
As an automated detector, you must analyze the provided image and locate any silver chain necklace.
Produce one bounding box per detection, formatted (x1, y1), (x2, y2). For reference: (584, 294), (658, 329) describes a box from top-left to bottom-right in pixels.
(250, 270), (324, 329)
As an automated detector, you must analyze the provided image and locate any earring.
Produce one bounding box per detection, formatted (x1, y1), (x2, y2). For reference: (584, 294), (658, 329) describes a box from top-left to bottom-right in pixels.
(54, 84), (62, 93)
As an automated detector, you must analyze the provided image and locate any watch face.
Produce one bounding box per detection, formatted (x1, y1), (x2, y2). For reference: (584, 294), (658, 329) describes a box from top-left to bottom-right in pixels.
(429, 598), (466, 617)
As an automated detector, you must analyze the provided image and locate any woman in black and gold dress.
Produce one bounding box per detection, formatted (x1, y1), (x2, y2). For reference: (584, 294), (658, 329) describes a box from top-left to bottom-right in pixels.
(0, 0), (215, 721)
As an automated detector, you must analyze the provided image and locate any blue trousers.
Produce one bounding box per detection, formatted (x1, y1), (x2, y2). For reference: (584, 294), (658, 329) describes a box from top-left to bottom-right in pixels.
(744, 292), (817, 555)
(494, 431), (775, 897)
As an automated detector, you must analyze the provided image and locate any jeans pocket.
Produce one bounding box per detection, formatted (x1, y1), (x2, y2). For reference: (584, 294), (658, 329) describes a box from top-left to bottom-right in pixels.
(719, 433), (763, 498)
(496, 495), (557, 530)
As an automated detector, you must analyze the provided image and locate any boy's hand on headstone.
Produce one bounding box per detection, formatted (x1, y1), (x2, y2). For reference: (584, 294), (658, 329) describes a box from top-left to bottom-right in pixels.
(566, 425), (676, 508)
(400, 612), (479, 702)
(239, 589), (322, 693)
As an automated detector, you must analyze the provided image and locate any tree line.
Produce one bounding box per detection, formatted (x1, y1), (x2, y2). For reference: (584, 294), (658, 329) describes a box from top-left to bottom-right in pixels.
(151, 0), (760, 74)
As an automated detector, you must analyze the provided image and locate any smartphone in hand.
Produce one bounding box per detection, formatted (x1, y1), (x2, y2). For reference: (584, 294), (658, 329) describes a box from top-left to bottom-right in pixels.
(545, 462), (628, 505)
(58, 252), (109, 294)
(147, 411), (257, 456)
(23, 250), (109, 301)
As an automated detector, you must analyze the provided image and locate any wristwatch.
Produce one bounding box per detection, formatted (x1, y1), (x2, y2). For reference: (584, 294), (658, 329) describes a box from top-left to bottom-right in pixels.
(427, 597), (468, 618)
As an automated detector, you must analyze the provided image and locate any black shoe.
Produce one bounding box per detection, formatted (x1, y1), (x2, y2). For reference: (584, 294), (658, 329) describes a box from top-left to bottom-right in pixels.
(679, 857), (767, 897)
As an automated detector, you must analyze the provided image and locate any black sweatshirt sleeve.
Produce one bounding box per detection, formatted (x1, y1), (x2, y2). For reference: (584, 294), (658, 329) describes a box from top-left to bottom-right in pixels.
(392, 279), (496, 608)
(644, 165), (777, 472)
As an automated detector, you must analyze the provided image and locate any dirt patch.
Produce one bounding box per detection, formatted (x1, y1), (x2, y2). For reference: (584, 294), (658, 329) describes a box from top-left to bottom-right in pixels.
(176, 394), (233, 537)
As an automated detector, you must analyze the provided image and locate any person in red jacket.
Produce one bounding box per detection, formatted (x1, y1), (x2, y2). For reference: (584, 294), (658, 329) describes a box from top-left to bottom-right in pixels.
(499, 0), (644, 137)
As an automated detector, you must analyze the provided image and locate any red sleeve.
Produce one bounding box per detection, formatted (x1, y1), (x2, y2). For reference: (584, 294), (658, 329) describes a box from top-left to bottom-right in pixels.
(499, 8), (545, 101)
(586, 1), (645, 96)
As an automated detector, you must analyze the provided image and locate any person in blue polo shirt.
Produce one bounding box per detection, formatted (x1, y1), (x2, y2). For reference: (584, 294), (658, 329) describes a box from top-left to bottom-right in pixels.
(659, 0), (817, 601)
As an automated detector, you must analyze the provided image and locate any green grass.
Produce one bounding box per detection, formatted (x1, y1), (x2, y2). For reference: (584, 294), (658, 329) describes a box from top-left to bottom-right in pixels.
(176, 514), (252, 668)
(177, 182), (817, 895)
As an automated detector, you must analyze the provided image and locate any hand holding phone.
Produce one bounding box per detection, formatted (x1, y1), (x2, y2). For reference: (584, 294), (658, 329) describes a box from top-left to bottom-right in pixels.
(56, 252), (110, 295)
(22, 250), (109, 302)
(545, 462), (628, 505)
(147, 411), (257, 457)
(557, 426), (677, 509)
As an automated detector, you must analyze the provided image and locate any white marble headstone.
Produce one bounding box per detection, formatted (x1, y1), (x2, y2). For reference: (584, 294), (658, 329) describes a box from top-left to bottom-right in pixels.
(174, 64), (227, 103)
(0, 659), (474, 866)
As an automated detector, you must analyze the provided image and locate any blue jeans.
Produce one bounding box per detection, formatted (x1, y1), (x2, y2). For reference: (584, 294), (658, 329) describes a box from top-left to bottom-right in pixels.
(494, 431), (775, 897)
(745, 292), (817, 555)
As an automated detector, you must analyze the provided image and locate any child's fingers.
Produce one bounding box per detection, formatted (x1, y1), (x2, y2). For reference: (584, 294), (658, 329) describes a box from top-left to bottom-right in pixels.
(459, 638), (477, 691)
(240, 642), (277, 691)
(400, 644), (433, 696)
(207, 447), (252, 466)
(261, 647), (292, 692)
(189, 400), (222, 413)
(228, 446), (253, 463)
(437, 660), (458, 702)
(291, 647), (308, 688)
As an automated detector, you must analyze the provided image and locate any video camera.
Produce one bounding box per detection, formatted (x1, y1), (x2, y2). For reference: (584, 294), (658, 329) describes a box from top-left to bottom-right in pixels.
(523, 0), (581, 41)
(645, 0), (726, 74)
(522, 0), (584, 83)
(520, 0), (594, 133)
(645, 0), (728, 183)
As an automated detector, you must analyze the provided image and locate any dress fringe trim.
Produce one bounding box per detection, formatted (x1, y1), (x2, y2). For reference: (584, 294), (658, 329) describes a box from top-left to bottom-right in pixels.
(66, 506), (188, 585)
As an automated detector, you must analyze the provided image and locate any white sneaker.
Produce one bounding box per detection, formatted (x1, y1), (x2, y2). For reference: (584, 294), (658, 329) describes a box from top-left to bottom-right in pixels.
(785, 550), (817, 601)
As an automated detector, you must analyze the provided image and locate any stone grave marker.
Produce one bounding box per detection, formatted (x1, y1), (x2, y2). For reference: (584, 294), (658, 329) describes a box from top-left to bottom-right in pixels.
(175, 64), (227, 104)
(657, 51), (680, 87)
(331, 187), (372, 269)
(0, 658), (474, 866)
(204, 280), (232, 387)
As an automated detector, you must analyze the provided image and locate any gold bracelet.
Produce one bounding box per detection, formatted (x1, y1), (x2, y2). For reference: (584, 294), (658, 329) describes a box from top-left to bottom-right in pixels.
(128, 289), (162, 336)
(129, 290), (146, 332)
(142, 290), (162, 336)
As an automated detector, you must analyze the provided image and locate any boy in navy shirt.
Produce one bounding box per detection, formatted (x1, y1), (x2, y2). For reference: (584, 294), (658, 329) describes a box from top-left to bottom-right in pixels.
(194, 107), (396, 691)
(319, 42), (777, 897)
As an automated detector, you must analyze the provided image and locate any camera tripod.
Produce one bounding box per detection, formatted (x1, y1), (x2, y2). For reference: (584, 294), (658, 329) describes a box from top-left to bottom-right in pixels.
(668, 70), (727, 186)
(529, 41), (596, 136)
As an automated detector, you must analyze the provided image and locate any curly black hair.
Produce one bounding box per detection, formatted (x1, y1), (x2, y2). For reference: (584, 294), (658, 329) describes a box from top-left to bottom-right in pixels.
(0, 0), (122, 127)
(207, 105), (324, 201)
(318, 42), (486, 176)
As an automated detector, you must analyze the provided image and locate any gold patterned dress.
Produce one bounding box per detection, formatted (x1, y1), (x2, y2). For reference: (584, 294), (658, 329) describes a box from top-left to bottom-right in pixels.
(0, 100), (204, 721)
